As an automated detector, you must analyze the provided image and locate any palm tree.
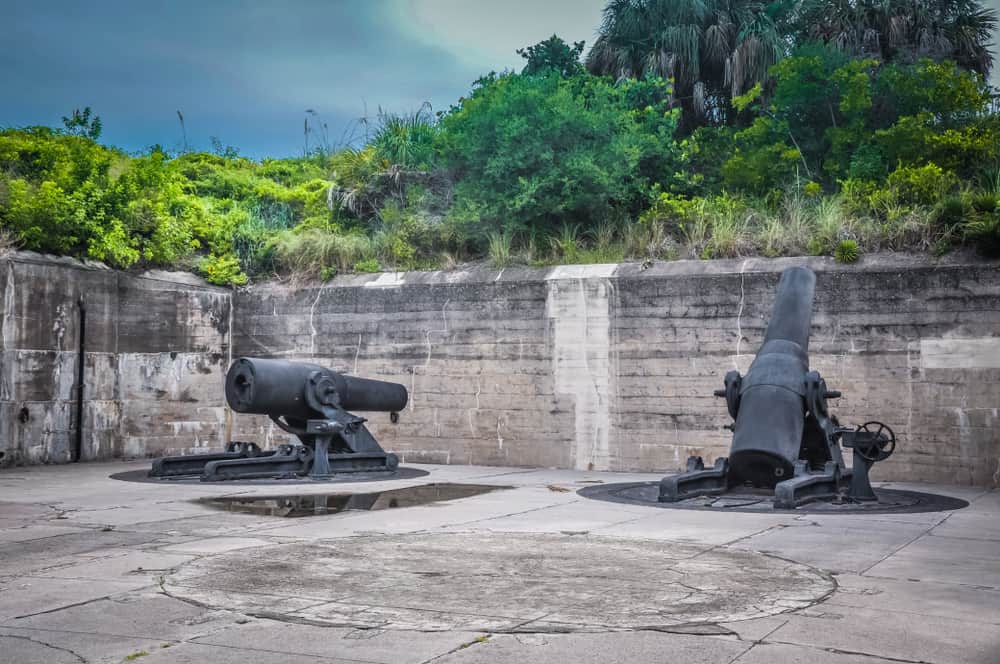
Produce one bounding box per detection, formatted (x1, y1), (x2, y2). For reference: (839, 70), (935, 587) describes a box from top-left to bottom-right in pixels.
(796, 0), (997, 77)
(586, 0), (796, 131)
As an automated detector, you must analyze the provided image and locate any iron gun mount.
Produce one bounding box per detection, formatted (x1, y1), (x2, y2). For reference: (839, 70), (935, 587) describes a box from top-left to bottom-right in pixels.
(659, 267), (897, 509)
(150, 358), (407, 481)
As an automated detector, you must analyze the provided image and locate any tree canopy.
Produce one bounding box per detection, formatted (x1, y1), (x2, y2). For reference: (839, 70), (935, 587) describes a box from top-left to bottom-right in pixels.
(3, 5), (1000, 282)
(586, 0), (997, 133)
(797, 0), (997, 76)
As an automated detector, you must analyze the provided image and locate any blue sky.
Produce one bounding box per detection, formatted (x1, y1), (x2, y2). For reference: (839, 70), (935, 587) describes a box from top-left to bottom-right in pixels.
(2, 0), (997, 159)
(1, 1), (605, 158)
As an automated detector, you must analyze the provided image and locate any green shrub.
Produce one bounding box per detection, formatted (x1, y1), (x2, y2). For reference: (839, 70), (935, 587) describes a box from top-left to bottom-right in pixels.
(373, 201), (447, 269)
(933, 196), (971, 230)
(886, 163), (959, 206)
(838, 178), (880, 214)
(354, 258), (380, 273)
(440, 71), (681, 237)
(371, 106), (439, 170)
(4, 53), (999, 282)
(199, 254), (247, 286)
(0, 127), (343, 274)
(807, 237), (826, 255)
(965, 213), (1000, 257)
(638, 192), (699, 230)
(971, 193), (998, 214)
(834, 239), (860, 263)
(720, 117), (802, 194)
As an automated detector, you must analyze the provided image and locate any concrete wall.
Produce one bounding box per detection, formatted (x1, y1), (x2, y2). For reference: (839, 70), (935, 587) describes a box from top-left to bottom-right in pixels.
(0, 252), (231, 466)
(233, 256), (1000, 487)
(2, 250), (997, 487)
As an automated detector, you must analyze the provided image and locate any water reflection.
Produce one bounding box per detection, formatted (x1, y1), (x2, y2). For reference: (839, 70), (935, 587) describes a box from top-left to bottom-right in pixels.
(199, 483), (508, 518)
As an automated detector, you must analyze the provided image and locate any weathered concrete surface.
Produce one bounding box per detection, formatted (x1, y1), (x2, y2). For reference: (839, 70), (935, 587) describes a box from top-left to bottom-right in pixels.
(0, 462), (997, 663)
(0, 252), (231, 466)
(165, 533), (834, 631)
(233, 254), (1000, 487)
(4, 251), (999, 488)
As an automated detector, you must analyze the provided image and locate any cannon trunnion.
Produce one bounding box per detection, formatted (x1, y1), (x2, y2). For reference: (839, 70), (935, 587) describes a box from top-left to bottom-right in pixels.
(150, 358), (406, 482)
(659, 267), (897, 509)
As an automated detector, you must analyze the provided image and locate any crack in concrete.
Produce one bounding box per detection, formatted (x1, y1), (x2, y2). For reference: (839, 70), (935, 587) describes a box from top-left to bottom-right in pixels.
(460, 468), (541, 481)
(419, 633), (491, 663)
(442, 502), (576, 528)
(165, 583), (532, 636)
(1, 621), (224, 653)
(0, 633), (88, 663)
(859, 517), (944, 576)
(173, 638), (382, 663)
(733, 258), (750, 371)
(1, 260), (15, 352)
(308, 283), (332, 358)
(10, 592), (120, 620)
(727, 618), (787, 663)
(353, 333), (363, 374)
(858, 572), (1000, 593)
(763, 637), (937, 664)
(422, 299), (451, 368)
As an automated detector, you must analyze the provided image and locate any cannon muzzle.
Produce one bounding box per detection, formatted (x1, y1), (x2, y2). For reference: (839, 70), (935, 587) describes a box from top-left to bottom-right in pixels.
(225, 357), (408, 420)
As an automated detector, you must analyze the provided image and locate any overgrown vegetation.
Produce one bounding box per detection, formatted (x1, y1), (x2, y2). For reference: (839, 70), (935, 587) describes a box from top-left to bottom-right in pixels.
(2, 1), (999, 285)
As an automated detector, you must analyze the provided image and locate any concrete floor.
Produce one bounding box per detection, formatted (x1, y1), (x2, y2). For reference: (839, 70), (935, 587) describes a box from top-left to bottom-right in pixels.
(0, 461), (997, 664)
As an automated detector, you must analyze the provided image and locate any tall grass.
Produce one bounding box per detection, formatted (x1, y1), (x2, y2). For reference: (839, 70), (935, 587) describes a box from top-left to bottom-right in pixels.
(550, 224), (582, 263)
(272, 229), (373, 277)
(371, 104), (438, 170)
(255, 186), (997, 278)
(811, 196), (849, 252)
(232, 200), (296, 275)
(487, 231), (513, 267)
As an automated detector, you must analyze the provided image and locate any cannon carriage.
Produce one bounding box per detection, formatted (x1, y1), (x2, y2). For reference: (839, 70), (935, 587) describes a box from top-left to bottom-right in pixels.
(150, 358), (407, 481)
(659, 267), (897, 509)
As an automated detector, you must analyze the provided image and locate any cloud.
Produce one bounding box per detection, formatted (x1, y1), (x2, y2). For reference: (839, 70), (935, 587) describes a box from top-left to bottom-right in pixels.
(393, 0), (605, 71)
(988, 0), (1000, 88)
(0, 1), (484, 157)
(3, 0), (997, 157)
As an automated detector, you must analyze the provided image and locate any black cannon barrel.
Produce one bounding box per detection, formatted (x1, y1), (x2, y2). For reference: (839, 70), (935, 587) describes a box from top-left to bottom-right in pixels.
(728, 267), (816, 488)
(225, 358), (408, 420)
(762, 266), (815, 351)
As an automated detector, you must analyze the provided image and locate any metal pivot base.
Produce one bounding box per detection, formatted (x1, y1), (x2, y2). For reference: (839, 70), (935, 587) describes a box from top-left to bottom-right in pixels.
(773, 461), (846, 509)
(659, 456), (729, 502)
(200, 446), (399, 482)
(849, 451), (878, 502)
(148, 417), (399, 482)
(659, 456), (852, 509)
(149, 442), (266, 478)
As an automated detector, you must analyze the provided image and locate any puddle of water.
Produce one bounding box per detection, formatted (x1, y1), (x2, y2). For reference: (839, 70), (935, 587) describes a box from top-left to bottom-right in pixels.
(198, 483), (509, 518)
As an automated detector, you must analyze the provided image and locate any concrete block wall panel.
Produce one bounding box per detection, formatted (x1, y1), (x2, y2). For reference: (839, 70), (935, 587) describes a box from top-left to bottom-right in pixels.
(233, 255), (1000, 487)
(0, 252), (231, 466)
(115, 273), (232, 458)
(2, 249), (997, 487)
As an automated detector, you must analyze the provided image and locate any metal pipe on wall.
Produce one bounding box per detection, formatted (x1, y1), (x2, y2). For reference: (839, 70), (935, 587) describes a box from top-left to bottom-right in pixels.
(73, 295), (86, 462)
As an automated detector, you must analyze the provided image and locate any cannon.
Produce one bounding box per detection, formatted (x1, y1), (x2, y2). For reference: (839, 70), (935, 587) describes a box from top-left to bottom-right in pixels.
(150, 358), (407, 481)
(659, 267), (897, 508)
